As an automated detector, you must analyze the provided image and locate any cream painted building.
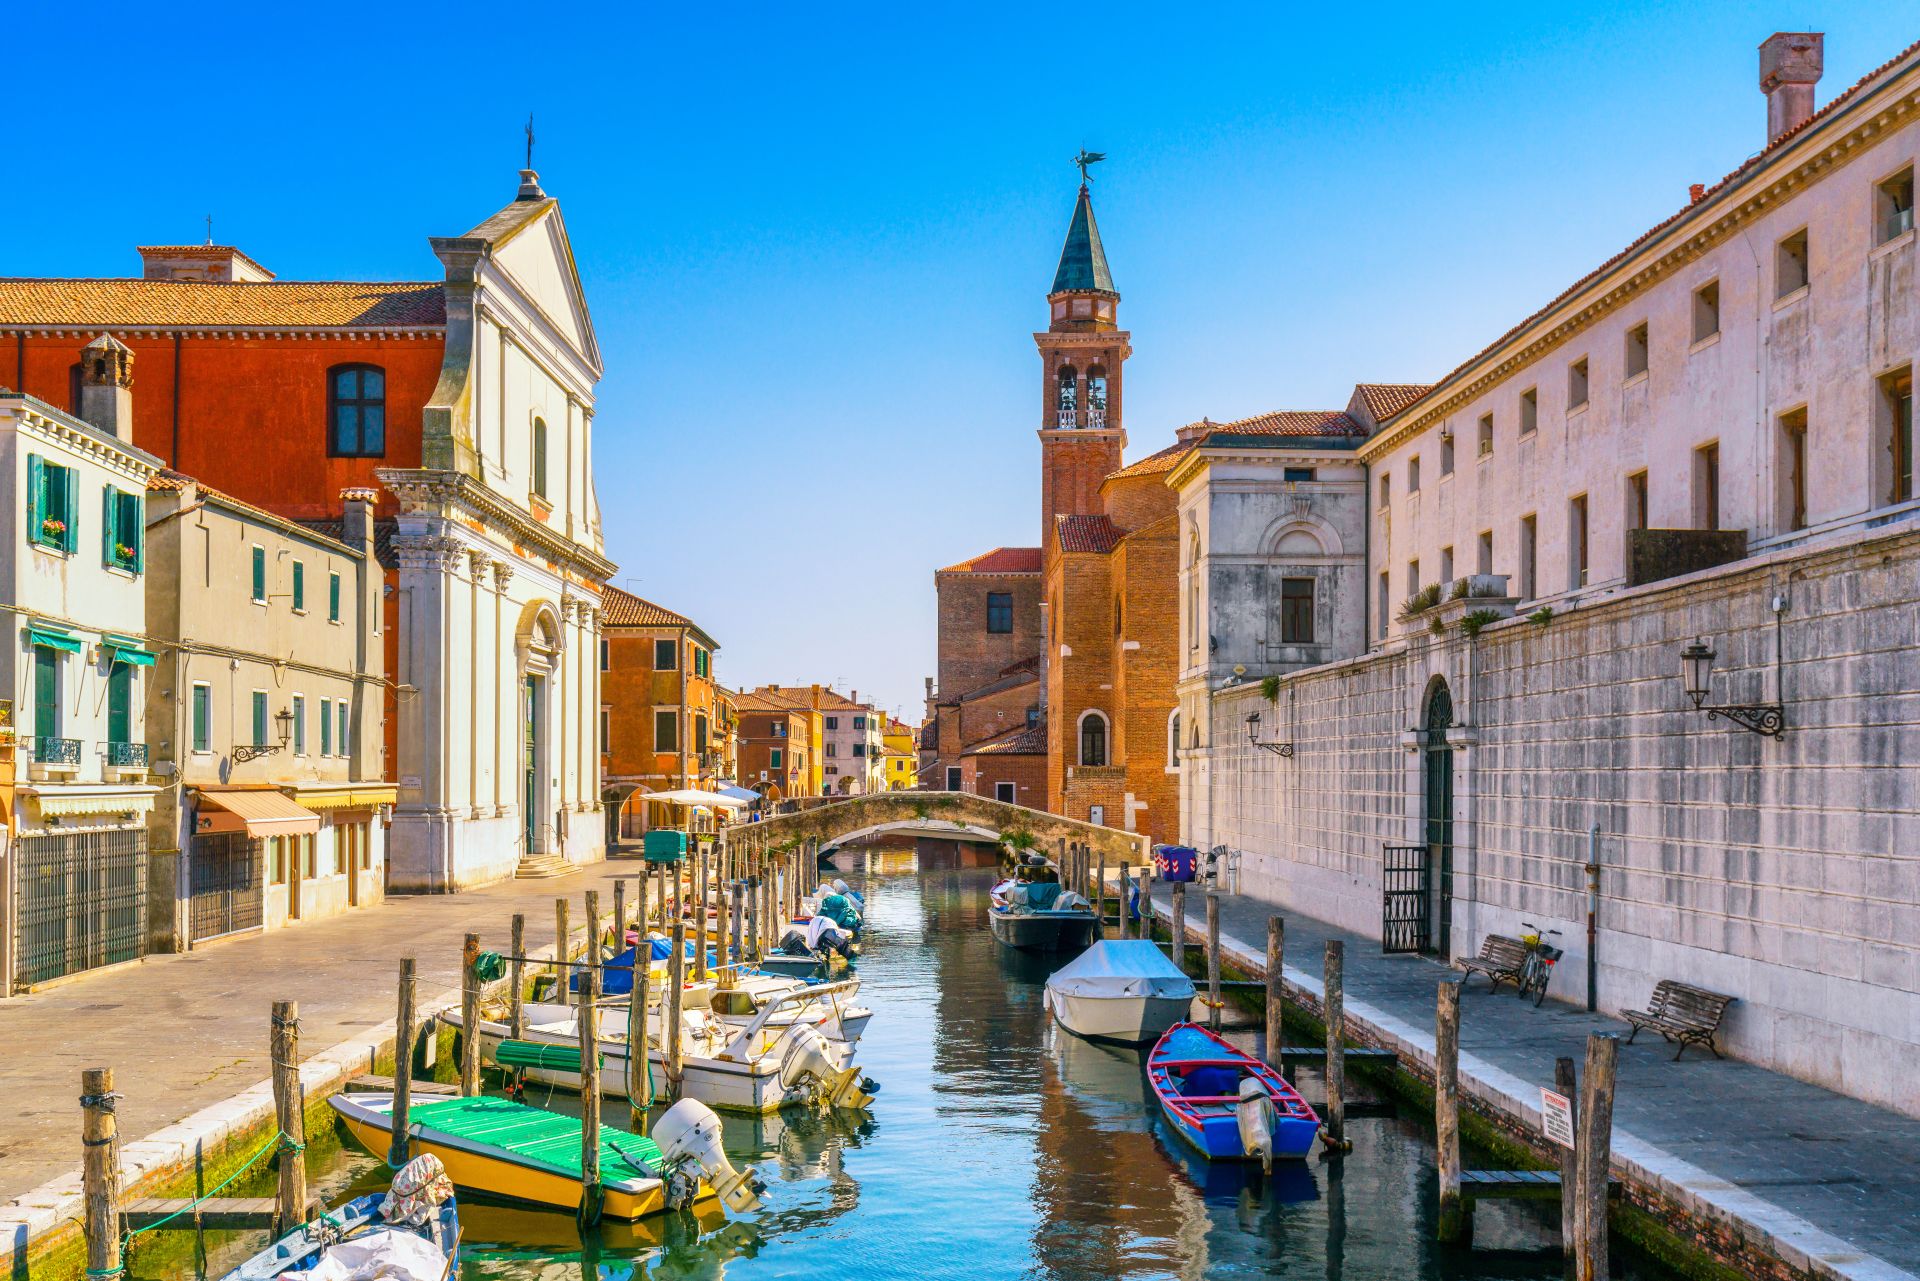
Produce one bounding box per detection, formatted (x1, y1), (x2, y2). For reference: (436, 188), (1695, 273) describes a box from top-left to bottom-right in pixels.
(1, 380), (162, 991)
(1185, 33), (1920, 1114)
(144, 477), (393, 946)
(379, 170), (614, 889)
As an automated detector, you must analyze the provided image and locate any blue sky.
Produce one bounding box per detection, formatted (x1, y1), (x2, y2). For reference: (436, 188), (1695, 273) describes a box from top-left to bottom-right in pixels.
(7, 3), (1912, 721)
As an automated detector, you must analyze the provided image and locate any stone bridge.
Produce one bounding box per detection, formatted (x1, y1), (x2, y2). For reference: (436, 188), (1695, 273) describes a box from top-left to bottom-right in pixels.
(739, 791), (1149, 864)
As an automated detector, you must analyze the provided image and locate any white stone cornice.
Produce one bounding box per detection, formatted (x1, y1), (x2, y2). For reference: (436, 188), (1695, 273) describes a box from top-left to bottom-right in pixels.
(376, 467), (616, 580)
(393, 532), (467, 573)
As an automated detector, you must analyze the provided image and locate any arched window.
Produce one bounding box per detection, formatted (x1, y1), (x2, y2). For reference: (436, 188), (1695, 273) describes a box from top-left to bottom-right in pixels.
(531, 417), (549, 499)
(1087, 365), (1108, 425)
(328, 365), (386, 457)
(1186, 533), (1201, 651)
(1078, 710), (1108, 767)
(1057, 366), (1078, 423)
(1168, 711), (1181, 769)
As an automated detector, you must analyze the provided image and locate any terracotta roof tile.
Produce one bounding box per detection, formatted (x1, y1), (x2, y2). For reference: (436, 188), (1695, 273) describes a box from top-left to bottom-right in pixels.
(1388, 37), (1920, 427)
(1219, 409), (1366, 438)
(0, 278), (446, 329)
(1055, 513), (1124, 554)
(1353, 385), (1434, 422)
(963, 721), (1047, 756)
(939, 546), (1042, 574)
(1106, 441), (1193, 480)
(600, 584), (696, 628)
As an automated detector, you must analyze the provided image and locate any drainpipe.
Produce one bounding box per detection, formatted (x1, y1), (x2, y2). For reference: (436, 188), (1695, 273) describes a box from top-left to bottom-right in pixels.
(1586, 823), (1601, 1012)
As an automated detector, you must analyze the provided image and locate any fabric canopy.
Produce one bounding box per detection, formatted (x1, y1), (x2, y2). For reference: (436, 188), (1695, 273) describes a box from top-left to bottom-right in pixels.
(26, 624), (81, 653)
(1046, 940), (1196, 1001)
(645, 787), (750, 810)
(713, 782), (762, 803)
(195, 788), (321, 837)
(103, 634), (155, 666)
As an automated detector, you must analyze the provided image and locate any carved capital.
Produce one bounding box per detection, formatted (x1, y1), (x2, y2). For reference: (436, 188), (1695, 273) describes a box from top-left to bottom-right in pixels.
(393, 532), (467, 573)
(491, 559), (516, 592)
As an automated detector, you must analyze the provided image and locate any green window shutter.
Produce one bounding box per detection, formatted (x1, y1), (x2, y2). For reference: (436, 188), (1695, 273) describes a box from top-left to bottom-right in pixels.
(320, 698), (332, 755)
(62, 465), (79, 553)
(252, 547), (266, 602)
(338, 702), (348, 754)
(118, 491), (143, 572)
(192, 686), (210, 752)
(102, 484), (118, 567)
(293, 562), (305, 611)
(27, 454), (44, 543)
(329, 572), (341, 622)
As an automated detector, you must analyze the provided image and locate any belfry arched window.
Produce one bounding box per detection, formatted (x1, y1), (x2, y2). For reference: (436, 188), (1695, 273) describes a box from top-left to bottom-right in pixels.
(1087, 365), (1108, 426)
(1057, 365), (1079, 425)
(1078, 709), (1109, 767)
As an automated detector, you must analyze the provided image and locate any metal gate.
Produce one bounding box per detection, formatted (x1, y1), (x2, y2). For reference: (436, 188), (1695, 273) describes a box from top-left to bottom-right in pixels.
(188, 832), (263, 943)
(1382, 843), (1431, 953)
(13, 828), (147, 988)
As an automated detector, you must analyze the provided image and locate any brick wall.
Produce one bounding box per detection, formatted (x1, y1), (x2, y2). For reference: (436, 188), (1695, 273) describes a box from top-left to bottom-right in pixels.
(1113, 519), (1179, 845)
(935, 571), (1043, 701)
(1192, 521), (1920, 1115)
(960, 752), (1047, 806)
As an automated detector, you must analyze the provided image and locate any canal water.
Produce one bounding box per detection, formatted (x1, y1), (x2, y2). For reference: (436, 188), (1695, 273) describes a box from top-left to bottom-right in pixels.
(172, 850), (1680, 1280)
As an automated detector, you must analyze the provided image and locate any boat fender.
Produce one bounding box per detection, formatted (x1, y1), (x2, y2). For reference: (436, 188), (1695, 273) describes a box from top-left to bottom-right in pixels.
(1235, 1077), (1276, 1175)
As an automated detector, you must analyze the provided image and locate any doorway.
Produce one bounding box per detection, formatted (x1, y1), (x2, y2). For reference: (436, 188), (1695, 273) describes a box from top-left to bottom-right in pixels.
(524, 675), (545, 855)
(1423, 680), (1455, 959)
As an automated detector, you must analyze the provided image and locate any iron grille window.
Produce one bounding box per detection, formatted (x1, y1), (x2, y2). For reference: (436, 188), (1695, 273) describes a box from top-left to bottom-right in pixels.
(14, 828), (148, 985)
(986, 592), (1013, 634)
(328, 364), (386, 457)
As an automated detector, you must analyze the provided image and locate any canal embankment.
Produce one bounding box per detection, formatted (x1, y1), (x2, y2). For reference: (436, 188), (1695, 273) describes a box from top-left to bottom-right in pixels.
(1115, 876), (1920, 1281)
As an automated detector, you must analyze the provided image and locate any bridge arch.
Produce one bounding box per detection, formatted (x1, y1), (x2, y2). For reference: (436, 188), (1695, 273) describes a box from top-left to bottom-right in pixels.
(738, 791), (1149, 864)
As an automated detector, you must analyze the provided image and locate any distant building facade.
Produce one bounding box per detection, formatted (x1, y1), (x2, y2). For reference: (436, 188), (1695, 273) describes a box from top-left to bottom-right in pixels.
(599, 586), (722, 838)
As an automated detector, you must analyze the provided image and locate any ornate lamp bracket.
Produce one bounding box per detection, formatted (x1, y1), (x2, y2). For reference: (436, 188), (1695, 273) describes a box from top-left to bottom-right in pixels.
(1246, 711), (1294, 758)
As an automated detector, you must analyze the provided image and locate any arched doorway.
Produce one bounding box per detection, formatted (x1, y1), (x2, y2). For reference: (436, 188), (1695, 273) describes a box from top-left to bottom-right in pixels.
(519, 609), (560, 858)
(1423, 680), (1455, 958)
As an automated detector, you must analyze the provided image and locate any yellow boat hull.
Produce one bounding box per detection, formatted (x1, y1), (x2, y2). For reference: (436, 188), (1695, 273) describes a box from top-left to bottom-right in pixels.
(336, 1108), (719, 1221)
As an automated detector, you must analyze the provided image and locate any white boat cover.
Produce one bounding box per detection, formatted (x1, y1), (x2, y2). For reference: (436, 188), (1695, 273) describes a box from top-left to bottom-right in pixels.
(1046, 940), (1196, 1000)
(285, 1228), (447, 1281)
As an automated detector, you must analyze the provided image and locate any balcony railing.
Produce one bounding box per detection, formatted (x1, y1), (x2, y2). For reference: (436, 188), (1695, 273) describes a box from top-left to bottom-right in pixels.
(1086, 407), (1107, 428)
(107, 741), (149, 768)
(1055, 409), (1077, 428)
(33, 736), (82, 765)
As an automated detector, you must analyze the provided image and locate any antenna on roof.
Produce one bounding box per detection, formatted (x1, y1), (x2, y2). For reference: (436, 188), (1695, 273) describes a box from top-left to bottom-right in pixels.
(205, 215), (213, 246)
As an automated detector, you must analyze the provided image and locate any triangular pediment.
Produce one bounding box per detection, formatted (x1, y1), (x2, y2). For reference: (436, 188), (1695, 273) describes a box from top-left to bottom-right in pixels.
(476, 199), (602, 375)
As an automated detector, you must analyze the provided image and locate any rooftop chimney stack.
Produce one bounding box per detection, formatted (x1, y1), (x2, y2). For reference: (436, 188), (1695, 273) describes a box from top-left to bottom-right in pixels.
(79, 334), (133, 440)
(1761, 32), (1823, 144)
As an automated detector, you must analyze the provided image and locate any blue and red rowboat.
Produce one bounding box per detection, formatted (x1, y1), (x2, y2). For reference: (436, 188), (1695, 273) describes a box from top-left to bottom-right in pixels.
(1148, 1023), (1319, 1164)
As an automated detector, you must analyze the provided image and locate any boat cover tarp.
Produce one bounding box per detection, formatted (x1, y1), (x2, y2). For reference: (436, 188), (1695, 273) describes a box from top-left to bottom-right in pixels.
(1005, 880), (1062, 910)
(283, 1228), (446, 1281)
(1048, 940), (1196, 1001)
(404, 1096), (662, 1181)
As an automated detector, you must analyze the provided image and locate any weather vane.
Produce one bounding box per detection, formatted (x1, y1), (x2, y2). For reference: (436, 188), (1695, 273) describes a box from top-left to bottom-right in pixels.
(525, 113), (536, 170)
(1073, 149), (1106, 185)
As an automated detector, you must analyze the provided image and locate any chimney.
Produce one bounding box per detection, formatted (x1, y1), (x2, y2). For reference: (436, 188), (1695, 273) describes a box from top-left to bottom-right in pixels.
(1760, 32), (1822, 144)
(1175, 417), (1213, 444)
(79, 334), (133, 439)
(340, 487), (378, 558)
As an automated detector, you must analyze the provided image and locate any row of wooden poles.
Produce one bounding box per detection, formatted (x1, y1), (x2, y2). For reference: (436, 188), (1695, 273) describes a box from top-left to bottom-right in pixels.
(80, 834), (826, 1261)
(1054, 837), (1619, 1277)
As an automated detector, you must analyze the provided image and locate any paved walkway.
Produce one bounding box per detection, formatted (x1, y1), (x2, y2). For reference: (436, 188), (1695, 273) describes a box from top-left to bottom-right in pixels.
(1134, 879), (1920, 1280)
(0, 856), (645, 1208)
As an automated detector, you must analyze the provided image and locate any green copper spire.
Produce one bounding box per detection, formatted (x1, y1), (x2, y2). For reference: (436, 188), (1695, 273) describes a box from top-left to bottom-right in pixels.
(1050, 184), (1115, 296)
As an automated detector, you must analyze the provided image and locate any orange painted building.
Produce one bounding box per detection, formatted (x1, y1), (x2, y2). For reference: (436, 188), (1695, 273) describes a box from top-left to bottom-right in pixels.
(599, 586), (722, 838)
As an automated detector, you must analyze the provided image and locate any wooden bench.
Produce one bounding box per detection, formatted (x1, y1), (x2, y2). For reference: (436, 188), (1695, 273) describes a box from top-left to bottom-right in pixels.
(1456, 935), (1529, 993)
(1623, 979), (1736, 1060)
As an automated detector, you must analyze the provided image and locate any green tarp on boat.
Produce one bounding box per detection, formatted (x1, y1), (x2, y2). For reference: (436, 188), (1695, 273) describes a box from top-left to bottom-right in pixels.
(406, 1096), (663, 1181)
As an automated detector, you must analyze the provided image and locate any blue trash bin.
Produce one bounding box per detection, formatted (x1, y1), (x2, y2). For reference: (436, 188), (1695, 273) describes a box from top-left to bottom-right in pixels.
(1154, 844), (1198, 883)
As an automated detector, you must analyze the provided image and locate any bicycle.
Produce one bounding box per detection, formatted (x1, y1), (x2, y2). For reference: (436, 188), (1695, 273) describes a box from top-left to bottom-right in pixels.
(1516, 922), (1564, 1007)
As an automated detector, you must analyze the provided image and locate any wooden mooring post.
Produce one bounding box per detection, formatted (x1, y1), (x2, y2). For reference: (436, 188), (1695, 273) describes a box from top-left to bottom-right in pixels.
(1117, 860), (1130, 937)
(509, 915), (526, 1039)
(612, 880), (627, 953)
(1171, 882), (1186, 970)
(578, 890), (603, 1227)
(460, 932), (481, 1096)
(81, 1067), (120, 1280)
(555, 896), (571, 1006)
(1139, 864), (1154, 941)
(1321, 940), (1351, 1153)
(1265, 916), (1285, 1067)
(1435, 980), (1466, 1242)
(1574, 1033), (1619, 1281)
(629, 896), (652, 1132)
(1095, 851), (1107, 930)
(693, 847), (709, 983)
(1557, 1055), (1578, 1266)
(715, 844), (733, 989)
(390, 957), (415, 1167)
(1205, 891), (1222, 1032)
(666, 922), (687, 1095)
(270, 1000), (308, 1232)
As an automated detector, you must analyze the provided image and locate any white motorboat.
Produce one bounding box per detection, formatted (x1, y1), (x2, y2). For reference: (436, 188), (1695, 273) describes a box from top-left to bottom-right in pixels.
(447, 980), (875, 1114)
(1044, 940), (1196, 1043)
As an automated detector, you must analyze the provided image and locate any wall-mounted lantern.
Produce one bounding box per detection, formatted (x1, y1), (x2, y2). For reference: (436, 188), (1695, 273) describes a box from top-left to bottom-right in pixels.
(1245, 711), (1294, 757)
(1679, 639), (1785, 738)
(235, 706), (296, 763)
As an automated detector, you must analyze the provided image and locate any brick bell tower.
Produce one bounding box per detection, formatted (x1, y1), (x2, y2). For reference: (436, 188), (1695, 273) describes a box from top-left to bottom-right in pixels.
(1037, 171), (1129, 558)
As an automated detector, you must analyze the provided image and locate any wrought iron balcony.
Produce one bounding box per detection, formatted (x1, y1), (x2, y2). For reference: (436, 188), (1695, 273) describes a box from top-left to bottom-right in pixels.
(107, 741), (149, 768)
(33, 736), (82, 765)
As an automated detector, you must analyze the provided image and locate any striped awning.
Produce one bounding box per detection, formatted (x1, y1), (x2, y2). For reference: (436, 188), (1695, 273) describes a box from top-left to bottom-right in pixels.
(194, 789), (320, 837)
(285, 784), (398, 811)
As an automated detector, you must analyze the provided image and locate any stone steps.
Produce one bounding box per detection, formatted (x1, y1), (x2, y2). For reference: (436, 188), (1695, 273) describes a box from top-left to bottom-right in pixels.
(514, 854), (571, 879)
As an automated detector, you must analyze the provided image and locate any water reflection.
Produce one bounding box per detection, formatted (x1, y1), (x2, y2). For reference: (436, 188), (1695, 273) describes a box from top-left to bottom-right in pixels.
(163, 851), (1676, 1281)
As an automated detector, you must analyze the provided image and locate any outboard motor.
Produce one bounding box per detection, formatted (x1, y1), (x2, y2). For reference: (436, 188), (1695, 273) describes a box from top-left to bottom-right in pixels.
(1235, 1076), (1276, 1174)
(652, 1098), (765, 1213)
(776, 1023), (876, 1109)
